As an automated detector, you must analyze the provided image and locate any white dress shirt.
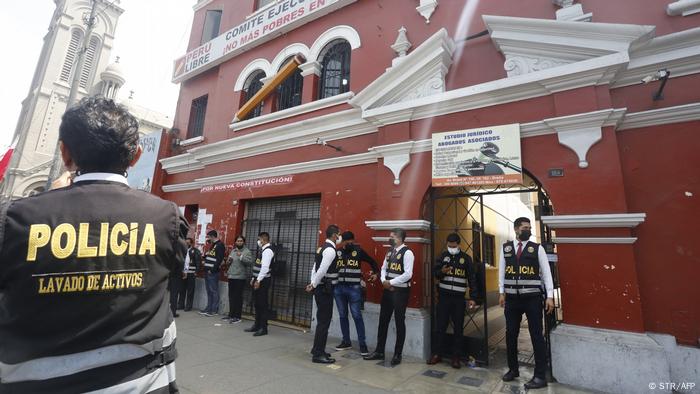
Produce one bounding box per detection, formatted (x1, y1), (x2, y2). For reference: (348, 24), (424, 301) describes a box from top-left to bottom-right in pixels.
(184, 247), (191, 273)
(498, 239), (554, 298)
(310, 240), (337, 288)
(73, 172), (129, 185)
(256, 243), (274, 282)
(380, 244), (414, 286)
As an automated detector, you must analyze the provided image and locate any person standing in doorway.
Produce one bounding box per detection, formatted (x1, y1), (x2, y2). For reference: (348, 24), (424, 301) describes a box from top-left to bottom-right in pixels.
(364, 228), (414, 366)
(224, 235), (253, 324)
(428, 233), (480, 369)
(499, 217), (555, 390)
(245, 232), (274, 336)
(200, 230), (225, 316)
(334, 231), (379, 356)
(178, 237), (201, 311)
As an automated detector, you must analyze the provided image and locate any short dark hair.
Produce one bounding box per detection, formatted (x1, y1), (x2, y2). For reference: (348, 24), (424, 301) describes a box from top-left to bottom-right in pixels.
(186, 237), (194, 243)
(258, 232), (270, 240)
(207, 230), (218, 238)
(341, 231), (355, 241)
(59, 96), (140, 174)
(235, 235), (246, 243)
(326, 225), (340, 238)
(390, 228), (406, 242)
(447, 233), (461, 243)
(514, 217), (531, 228)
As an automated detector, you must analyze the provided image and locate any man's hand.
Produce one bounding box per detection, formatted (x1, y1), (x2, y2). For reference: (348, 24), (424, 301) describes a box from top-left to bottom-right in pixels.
(250, 278), (255, 287)
(50, 171), (73, 190)
(499, 293), (505, 308)
(382, 280), (392, 290)
(468, 300), (476, 309)
(253, 280), (260, 290)
(236, 250), (242, 256)
(368, 273), (378, 282)
(182, 272), (187, 280)
(545, 298), (555, 314)
(305, 284), (314, 293)
(441, 265), (451, 274)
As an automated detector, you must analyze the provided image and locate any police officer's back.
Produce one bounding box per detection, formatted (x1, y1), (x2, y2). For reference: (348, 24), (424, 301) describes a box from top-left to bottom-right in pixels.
(0, 97), (188, 393)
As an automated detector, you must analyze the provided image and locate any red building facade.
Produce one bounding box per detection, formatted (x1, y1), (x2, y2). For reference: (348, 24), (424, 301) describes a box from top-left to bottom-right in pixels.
(158, 1), (699, 392)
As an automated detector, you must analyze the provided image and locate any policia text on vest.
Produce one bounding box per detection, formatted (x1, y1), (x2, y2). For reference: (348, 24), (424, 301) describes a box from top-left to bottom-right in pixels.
(0, 97), (187, 394)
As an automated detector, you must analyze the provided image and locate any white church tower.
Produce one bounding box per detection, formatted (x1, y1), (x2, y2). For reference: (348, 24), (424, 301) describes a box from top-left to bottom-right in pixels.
(2, 0), (124, 198)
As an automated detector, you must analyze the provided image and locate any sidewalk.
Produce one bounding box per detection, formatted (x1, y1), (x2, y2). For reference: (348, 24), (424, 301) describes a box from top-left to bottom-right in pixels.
(174, 311), (597, 393)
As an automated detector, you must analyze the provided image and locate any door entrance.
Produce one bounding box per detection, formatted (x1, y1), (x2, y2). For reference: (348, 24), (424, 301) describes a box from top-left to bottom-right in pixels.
(427, 172), (561, 369)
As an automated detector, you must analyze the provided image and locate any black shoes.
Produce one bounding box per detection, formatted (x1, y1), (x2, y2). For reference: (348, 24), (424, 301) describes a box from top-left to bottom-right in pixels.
(502, 370), (520, 382)
(524, 377), (547, 389)
(312, 355), (336, 364)
(253, 328), (268, 337)
(391, 354), (402, 366)
(334, 341), (352, 351)
(359, 344), (369, 356)
(244, 325), (259, 332)
(363, 351), (385, 361)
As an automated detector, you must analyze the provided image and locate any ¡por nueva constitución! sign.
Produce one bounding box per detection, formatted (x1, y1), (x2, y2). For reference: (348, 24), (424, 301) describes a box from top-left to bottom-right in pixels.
(200, 175), (294, 193)
(173, 0), (350, 83)
(432, 124), (523, 187)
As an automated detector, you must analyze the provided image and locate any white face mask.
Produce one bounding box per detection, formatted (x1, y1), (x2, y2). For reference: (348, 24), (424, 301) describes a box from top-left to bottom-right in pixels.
(257, 240), (262, 247)
(335, 235), (343, 245)
(448, 247), (460, 255)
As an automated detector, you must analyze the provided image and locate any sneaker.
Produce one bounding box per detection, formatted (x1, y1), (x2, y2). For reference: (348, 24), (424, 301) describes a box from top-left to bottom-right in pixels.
(229, 317), (241, 324)
(360, 344), (369, 356)
(335, 342), (352, 351)
(198, 310), (208, 316)
(204, 312), (214, 317)
(221, 316), (231, 321)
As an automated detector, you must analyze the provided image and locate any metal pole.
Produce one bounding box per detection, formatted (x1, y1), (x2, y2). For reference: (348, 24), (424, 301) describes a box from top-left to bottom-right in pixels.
(45, 0), (99, 188)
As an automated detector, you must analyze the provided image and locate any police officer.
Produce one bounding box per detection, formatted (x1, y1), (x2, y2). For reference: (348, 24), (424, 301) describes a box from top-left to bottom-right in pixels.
(428, 233), (480, 369)
(499, 217), (554, 390)
(200, 230), (225, 316)
(334, 231), (379, 355)
(306, 225), (342, 363)
(245, 231), (274, 336)
(364, 228), (413, 366)
(0, 97), (187, 393)
(178, 237), (201, 311)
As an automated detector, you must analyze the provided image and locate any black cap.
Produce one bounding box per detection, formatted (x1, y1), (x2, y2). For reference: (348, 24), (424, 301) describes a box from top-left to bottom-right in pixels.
(207, 230), (218, 238)
(341, 231), (355, 241)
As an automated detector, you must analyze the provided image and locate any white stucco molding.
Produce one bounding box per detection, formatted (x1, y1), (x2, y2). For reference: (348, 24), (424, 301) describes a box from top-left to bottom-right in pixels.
(193, 0), (214, 11)
(299, 61), (322, 77)
(233, 59), (272, 92)
(178, 135), (204, 147)
(667, 0), (700, 16)
(552, 237), (638, 244)
(617, 102), (700, 130)
(372, 236), (431, 244)
(416, 0), (438, 23)
(365, 220), (432, 231)
(270, 43), (311, 74)
(542, 213), (646, 228)
(368, 141), (415, 185)
(308, 25), (361, 62)
(483, 15), (654, 77)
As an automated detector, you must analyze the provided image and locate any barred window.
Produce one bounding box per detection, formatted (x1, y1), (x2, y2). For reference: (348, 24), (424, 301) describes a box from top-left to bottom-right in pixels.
(318, 40), (351, 99)
(187, 95), (208, 138)
(60, 29), (83, 82)
(277, 58), (303, 111)
(241, 71), (265, 119)
(201, 10), (222, 44)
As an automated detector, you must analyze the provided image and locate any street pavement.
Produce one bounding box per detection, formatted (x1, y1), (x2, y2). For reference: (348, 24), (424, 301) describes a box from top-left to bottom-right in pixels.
(174, 311), (598, 394)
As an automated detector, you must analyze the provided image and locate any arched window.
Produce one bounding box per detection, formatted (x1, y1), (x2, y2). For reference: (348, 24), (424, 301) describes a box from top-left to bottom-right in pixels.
(60, 29), (83, 82)
(80, 36), (101, 89)
(241, 70), (265, 119)
(318, 40), (351, 99)
(277, 57), (303, 111)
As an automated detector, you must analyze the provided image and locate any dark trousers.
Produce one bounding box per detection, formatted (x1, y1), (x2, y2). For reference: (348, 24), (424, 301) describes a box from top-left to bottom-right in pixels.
(375, 288), (410, 355)
(227, 278), (245, 318)
(169, 275), (180, 317)
(434, 291), (466, 357)
(177, 274), (196, 310)
(311, 286), (334, 356)
(504, 295), (547, 379)
(253, 278), (270, 329)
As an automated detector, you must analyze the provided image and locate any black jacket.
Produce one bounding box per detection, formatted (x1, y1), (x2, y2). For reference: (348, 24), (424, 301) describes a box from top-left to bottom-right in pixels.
(433, 250), (479, 300)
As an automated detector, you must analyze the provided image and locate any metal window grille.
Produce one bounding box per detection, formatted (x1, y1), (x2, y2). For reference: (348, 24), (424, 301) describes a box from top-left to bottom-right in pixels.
(241, 196), (321, 327)
(242, 71), (265, 119)
(277, 59), (303, 111)
(319, 41), (351, 99)
(187, 95), (208, 138)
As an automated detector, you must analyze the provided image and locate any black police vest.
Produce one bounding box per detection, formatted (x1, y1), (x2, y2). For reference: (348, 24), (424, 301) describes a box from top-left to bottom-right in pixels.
(503, 241), (542, 297)
(253, 245), (273, 279)
(337, 245), (363, 284)
(0, 180), (186, 390)
(185, 248), (198, 273)
(314, 242), (339, 285)
(438, 251), (471, 296)
(385, 245), (410, 288)
(203, 240), (223, 272)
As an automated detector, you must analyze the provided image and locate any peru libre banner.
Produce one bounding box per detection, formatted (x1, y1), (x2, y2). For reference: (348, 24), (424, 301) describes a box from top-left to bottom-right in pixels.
(432, 124), (523, 187)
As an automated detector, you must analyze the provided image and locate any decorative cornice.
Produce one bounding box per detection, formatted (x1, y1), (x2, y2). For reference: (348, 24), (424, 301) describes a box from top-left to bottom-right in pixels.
(617, 102), (700, 130)
(365, 220), (432, 231)
(667, 0), (700, 16)
(416, 0), (438, 24)
(372, 236), (431, 244)
(552, 237), (638, 244)
(192, 0), (214, 12)
(368, 141), (415, 185)
(542, 213), (646, 228)
(521, 108), (627, 138)
(178, 135), (204, 147)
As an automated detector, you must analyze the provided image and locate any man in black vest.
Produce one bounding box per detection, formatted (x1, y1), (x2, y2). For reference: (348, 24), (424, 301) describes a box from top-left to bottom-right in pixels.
(245, 231), (274, 336)
(499, 217), (555, 390)
(0, 97), (187, 393)
(178, 237), (201, 311)
(200, 230), (225, 316)
(364, 228), (414, 366)
(305, 225), (342, 363)
(334, 231), (379, 355)
(428, 233), (480, 369)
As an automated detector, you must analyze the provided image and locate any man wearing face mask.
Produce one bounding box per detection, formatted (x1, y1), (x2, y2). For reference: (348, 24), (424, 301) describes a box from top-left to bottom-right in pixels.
(428, 233), (479, 369)
(305, 225), (342, 364)
(224, 235), (253, 324)
(499, 217), (554, 390)
(246, 232), (274, 336)
(364, 228), (413, 366)
(200, 230), (225, 316)
(178, 237), (201, 312)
